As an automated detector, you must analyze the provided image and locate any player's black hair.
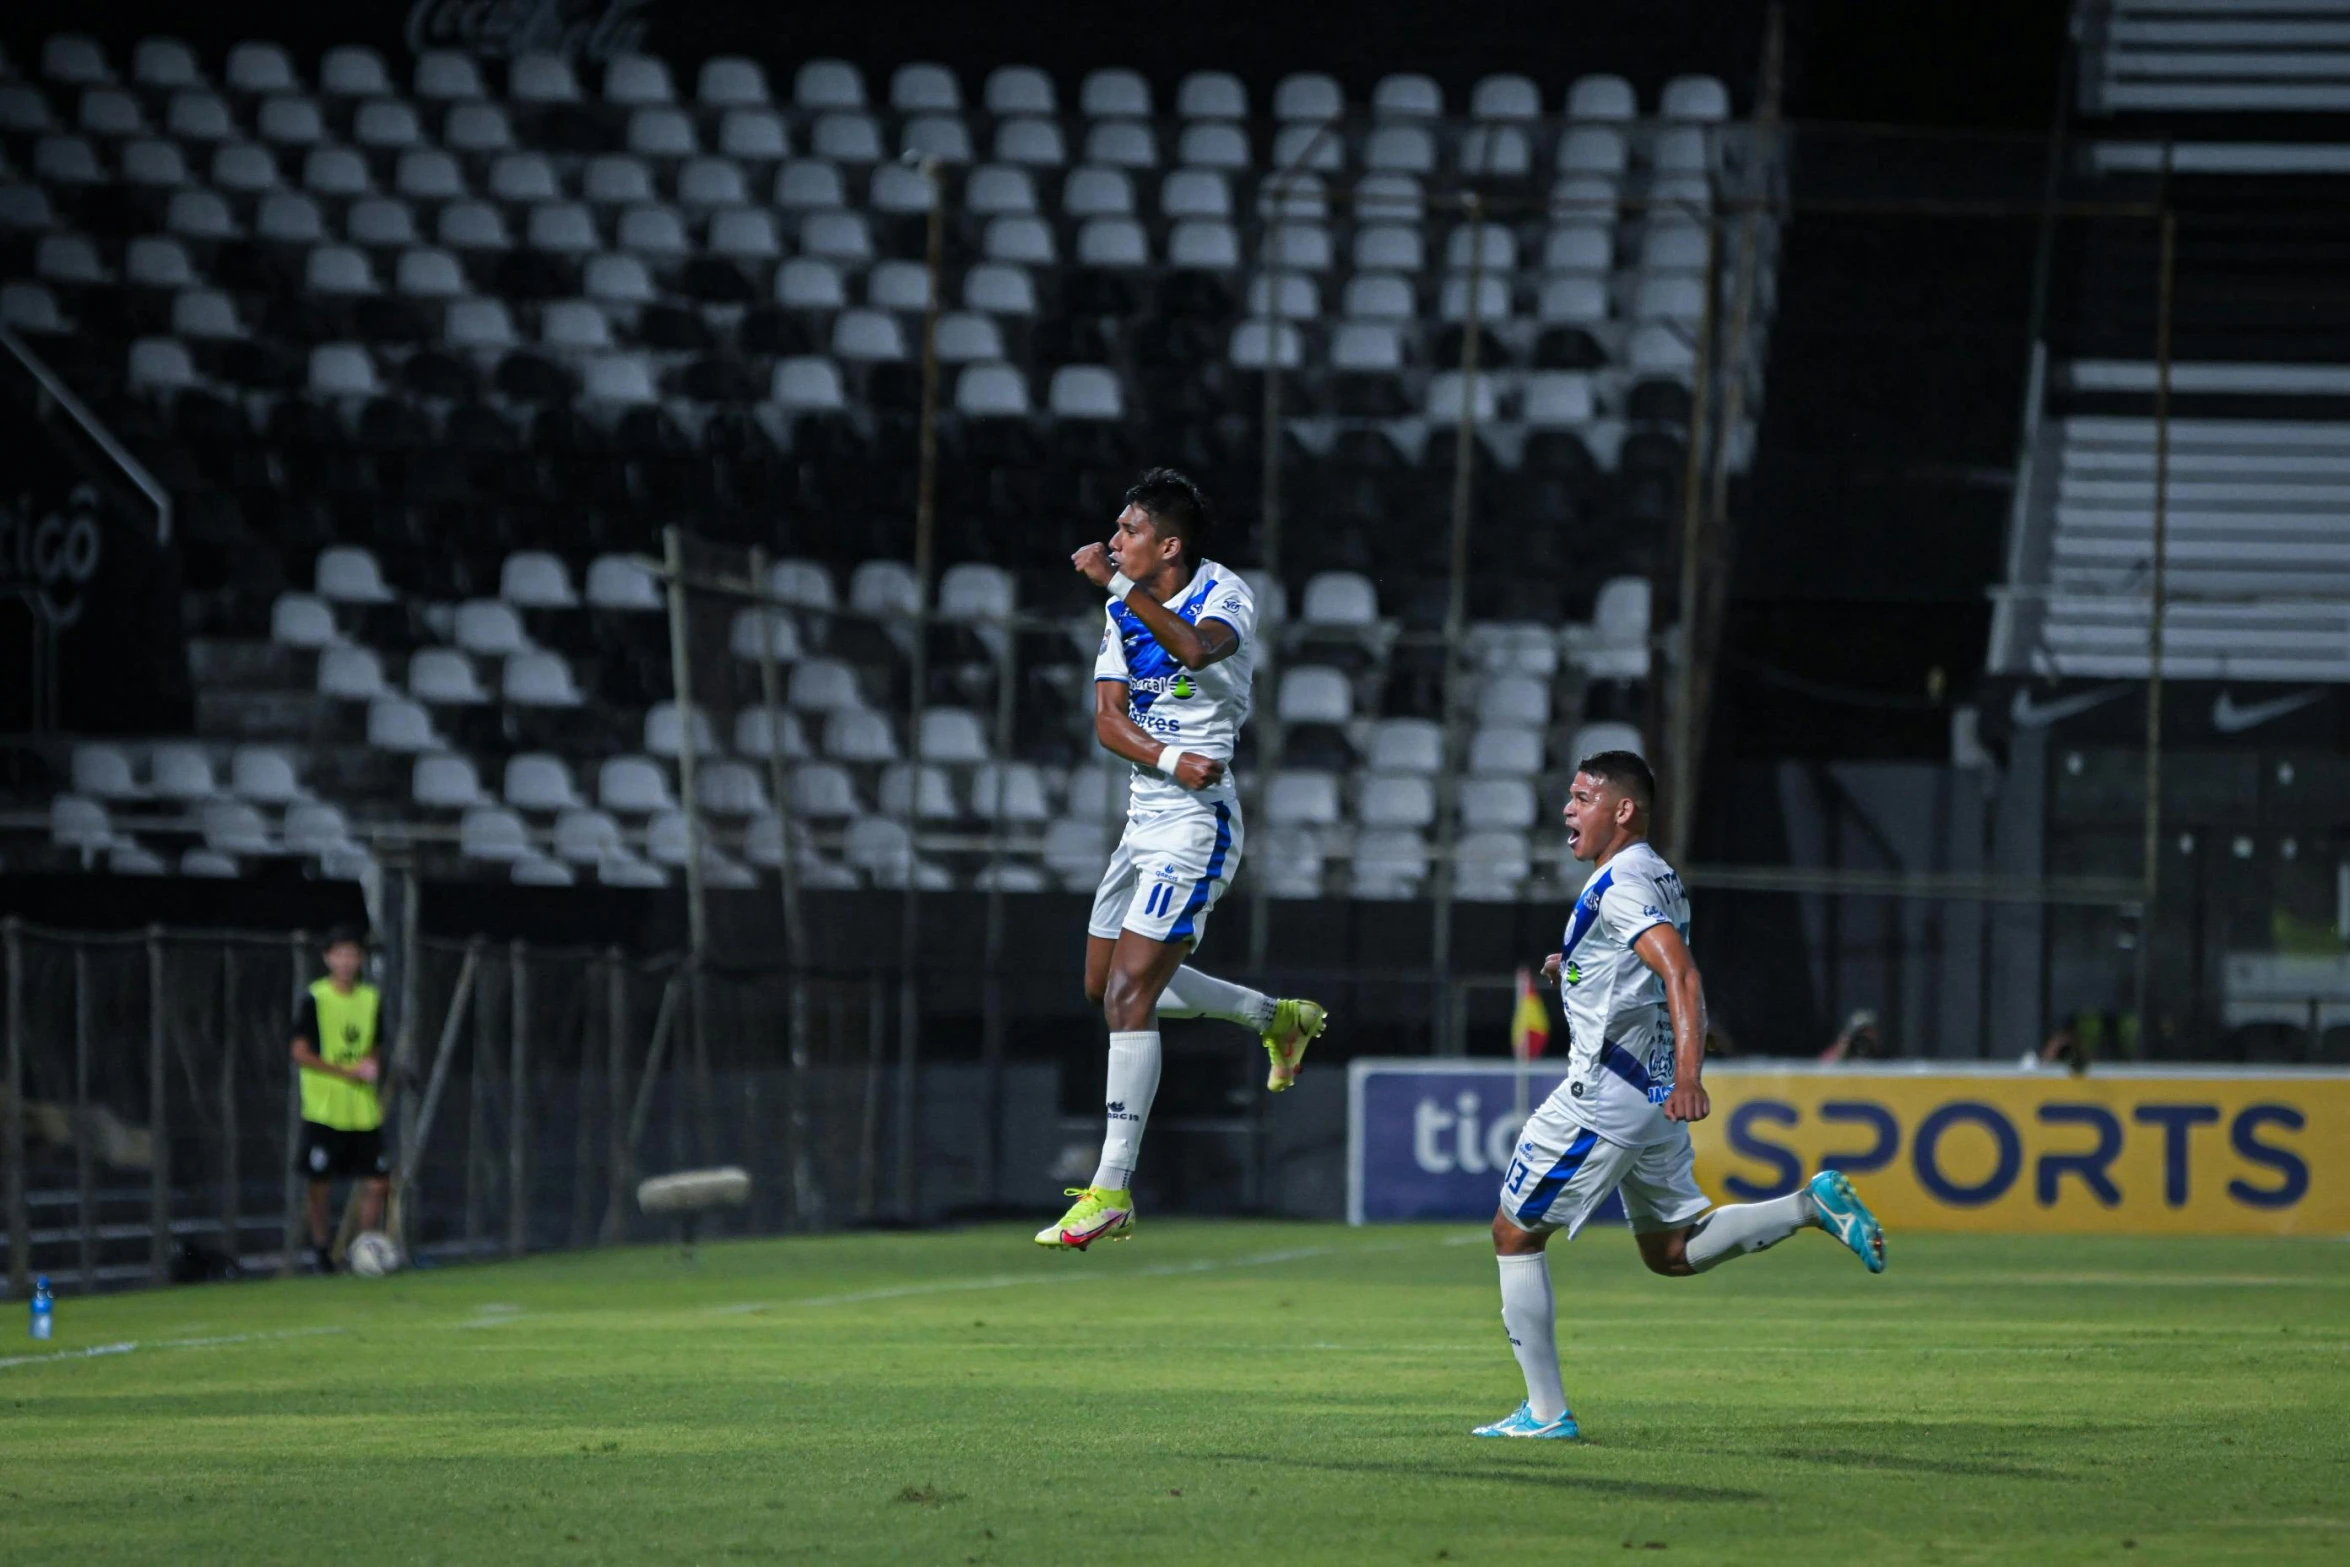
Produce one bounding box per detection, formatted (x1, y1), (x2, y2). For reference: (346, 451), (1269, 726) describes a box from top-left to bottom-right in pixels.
(1574, 749), (1655, 812)
(322, 924), (371, 952)
(1123, 468), (1212, 570)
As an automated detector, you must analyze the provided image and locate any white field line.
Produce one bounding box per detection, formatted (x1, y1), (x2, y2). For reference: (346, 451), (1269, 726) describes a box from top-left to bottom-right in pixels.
(0, 1324), (347, 1373)
(716, 1242), (1401, 1314)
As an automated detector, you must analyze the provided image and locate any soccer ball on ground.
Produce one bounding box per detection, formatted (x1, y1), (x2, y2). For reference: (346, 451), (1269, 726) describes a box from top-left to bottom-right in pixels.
(347, 1230), (403, 1278)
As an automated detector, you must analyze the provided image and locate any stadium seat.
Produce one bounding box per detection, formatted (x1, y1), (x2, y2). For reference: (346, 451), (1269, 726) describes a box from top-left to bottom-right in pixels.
(790, 659), (863, 712)
(698, 58), (771, 108)
(283, 803), (356, 856)
(413, 753), (487, 809)
(1568, 74), (1638, 120)
(879, 763), (959, 821)
(409, 649), (489, 705)
(1373, 73), (1444, 118)
(230, 746), (306, 804)
(599, 756), (675, 814)
(1460, 777), (1537, 829)
(967, 164), (1038, 216)
(605, 53), (675, 106)
(735, 707), (810, 761)
(318, 647), (388, 700)
(1468, 727), (1543, 777)
(916, 708), (991, 764)
(1352, 829), (1429, 897)
(1455, 830), (1532, 899)
(1267, 770), (1342, 827)
(1361, 773), (1436, 829)
(1178, 71), (1248, 119)
(363, 690), (441, 750)
(1274, 73), (1343, 122)
(1569, 722), (1645, 765)
(503, 652), (586, 707)
(1042, 819), (1113, 887)
(720, 109), (789, 161)
(72, 744), (143, 801)
(825, 709), (899, 763)
(504, 754), (581, 813)
(984, 65), (1057, 116)
(132, 38), (201, 90)
(1177, 123), (1251, 171)
(553, 808), (624, 864)
(994, 117), (1067, 168)
(271, 593), (341, 648)
(1662, 75), (1731, 121)
(1367, 719), (1444, 774)
(415, 51), (484, 100)
(697, 761), (770, 816)
(1476, 675), (1551, 727)
(510, 53), (581, 104)
(460, 806), (531, 862)
(645, 701), (720, 759)
(969, 763), (1051, 823)
(597, 853), (669, 888)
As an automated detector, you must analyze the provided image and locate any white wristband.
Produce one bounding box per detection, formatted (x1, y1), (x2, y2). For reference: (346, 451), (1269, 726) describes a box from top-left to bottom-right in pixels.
(1153, 746), (1184, 778)
(1106, 571), (1136, 602)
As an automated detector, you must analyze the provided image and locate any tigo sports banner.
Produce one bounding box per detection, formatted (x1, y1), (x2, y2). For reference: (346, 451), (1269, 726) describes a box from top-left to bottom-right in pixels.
(1347, 1061), (2350, 1235)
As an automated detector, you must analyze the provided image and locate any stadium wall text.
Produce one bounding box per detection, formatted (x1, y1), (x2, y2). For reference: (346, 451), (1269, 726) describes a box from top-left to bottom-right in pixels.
(1347, 1061), (2350, 1236)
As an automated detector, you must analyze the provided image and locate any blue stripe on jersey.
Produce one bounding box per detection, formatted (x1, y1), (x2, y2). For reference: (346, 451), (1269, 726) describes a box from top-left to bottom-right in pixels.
(1560, 866), (1616, 959)
(1166, 801), (1232, 944)
(1106, 574), (1218, 715)
(1517, 1126), (1601, 1225)
(1599, 1041), (1653, 1094)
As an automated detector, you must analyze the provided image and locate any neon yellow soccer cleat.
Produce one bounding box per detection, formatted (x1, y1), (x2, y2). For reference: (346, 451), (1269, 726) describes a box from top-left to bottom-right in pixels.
(1034, 1187), (1135, 1250)
(1261, 998), (1328, 1092)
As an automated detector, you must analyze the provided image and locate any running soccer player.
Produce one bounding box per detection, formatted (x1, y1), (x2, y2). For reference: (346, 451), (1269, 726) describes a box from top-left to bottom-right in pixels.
(1036, 470), (1327, 1251)
(1475, 750), (1886, 1439)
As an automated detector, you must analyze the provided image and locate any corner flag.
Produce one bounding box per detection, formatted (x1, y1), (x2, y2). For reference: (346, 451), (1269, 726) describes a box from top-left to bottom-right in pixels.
(1510, 967), (1550, 1062)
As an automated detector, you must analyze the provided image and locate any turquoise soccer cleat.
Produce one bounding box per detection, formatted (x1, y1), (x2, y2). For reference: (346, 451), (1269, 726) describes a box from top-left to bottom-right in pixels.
(1471, 1400), (1580, 1440)
(1808, 1169), (1887, 1273)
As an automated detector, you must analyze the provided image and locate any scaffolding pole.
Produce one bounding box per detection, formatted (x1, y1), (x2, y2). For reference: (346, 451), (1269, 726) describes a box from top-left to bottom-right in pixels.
(1427, 194), (1487, 1054)
(2132, 172), (2178, 1052)
(894, 156), (949, 1222)
(748, 546), (820, 1228)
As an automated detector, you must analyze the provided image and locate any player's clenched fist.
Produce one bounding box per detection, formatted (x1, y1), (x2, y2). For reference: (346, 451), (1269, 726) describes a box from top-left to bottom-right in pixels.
(1663, 1081), (1710, 1123)
(1172, 753), (1225, 791)
(1540, 951), (1563, 986)
(1071, 541), (1115, 587)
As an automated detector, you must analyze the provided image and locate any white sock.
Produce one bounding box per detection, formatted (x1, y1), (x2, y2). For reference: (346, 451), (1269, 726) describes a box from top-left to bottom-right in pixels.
(1684, 1189), (1817, 1272)
(1154, 966), (1277, 1032)
(1089, 1029), (1161, 1191)
(1496, 1253), (1568, 1424)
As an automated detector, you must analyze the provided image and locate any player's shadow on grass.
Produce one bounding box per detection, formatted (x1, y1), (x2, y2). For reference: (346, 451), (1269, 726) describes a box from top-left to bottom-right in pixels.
(1757, 1445), (2072, 1481)
(1203, 1452), (1764, 1503)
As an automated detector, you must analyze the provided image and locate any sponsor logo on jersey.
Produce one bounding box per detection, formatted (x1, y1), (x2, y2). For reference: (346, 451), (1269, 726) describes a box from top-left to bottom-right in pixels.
(1130, 671), (1196, 698)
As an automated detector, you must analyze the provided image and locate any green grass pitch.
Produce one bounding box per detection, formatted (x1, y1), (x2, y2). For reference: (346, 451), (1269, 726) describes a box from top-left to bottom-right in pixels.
(4, 1223), (2346, 1564)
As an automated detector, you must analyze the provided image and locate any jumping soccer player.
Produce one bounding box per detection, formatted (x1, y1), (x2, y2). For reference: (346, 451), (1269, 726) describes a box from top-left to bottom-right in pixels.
(1037, 470), (1327, 1251)
(1475, 750), (1886, 1439)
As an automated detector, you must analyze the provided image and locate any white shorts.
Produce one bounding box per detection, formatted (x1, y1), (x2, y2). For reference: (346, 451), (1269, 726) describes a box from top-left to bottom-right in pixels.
(1086, 797), (1244, 951)
(1496, 1095), (1711, 1239)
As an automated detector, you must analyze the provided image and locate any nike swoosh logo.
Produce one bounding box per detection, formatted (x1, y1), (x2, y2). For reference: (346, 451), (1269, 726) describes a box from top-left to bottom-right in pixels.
(2211, 689), (2322, 734)
(1062, 1210), (1131, 1244)
(2008, 685), (2130, 729)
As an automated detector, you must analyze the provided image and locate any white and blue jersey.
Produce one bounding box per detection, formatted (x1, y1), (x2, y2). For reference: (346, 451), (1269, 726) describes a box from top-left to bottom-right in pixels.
(1092, 559), (1256, 815)
(1554, 840), (1690, 1148)
(1085, 560), (1256, 951)
(1496, 839), (1709, 1237)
